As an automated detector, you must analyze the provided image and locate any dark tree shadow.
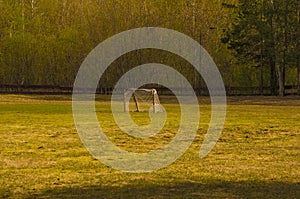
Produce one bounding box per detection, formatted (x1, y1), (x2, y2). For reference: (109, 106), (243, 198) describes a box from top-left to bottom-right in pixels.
(25, 181), (300, 199)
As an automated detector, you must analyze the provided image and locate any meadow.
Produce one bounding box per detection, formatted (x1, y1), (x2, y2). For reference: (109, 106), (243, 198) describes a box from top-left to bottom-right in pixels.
(0, 95), (299, 198)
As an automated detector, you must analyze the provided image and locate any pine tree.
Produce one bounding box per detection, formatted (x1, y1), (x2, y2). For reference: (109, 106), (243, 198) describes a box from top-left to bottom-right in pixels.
(222, 0), (299, 96)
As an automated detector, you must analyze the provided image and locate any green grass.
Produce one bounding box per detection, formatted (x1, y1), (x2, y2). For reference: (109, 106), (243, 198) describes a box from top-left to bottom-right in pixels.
(0, 95), (299, 198)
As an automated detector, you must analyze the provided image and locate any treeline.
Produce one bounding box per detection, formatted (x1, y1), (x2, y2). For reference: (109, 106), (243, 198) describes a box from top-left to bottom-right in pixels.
(222, 0), (299, 96)
(0, 0), (299, 95)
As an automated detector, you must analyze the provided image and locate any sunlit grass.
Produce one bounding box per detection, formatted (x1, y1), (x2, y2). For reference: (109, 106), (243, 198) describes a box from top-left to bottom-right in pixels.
(0, 95), (299, 198)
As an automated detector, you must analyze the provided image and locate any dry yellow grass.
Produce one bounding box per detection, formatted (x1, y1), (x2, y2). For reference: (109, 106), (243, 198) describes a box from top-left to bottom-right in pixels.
(0, 95), (299, 198)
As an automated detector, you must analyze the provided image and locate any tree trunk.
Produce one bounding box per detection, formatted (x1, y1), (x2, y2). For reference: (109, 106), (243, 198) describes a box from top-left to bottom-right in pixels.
(259, 63), (264, 95)
(259, 38), (264, 95)
(269, 0), (278, 96)
(259, 0), (264, 95)
(278, 65), (285, 96)
(297, 9), (300, 96)
(278, 0), (288, 97)
(270, 57), (277, 95)
(297, 57), (300, 95)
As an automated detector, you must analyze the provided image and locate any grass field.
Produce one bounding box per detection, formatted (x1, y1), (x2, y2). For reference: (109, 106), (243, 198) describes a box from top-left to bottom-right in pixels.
(0, 95), (299, 198)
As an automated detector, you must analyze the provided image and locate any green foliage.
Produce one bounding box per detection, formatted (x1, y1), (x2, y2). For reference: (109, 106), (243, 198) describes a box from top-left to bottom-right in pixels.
(222, 0), (300, 95)
(0, 0), (298, 92)
(0, 0), (237, 87)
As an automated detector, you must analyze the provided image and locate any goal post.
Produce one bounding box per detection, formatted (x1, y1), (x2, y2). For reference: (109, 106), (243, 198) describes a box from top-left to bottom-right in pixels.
(124, 88), (163, 113)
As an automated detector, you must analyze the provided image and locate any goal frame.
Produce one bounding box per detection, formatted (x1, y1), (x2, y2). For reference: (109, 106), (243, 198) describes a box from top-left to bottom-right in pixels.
(123, 88), (161, 113)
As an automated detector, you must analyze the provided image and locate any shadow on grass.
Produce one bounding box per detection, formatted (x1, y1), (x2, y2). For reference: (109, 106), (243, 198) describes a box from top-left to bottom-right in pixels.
(26, 181), (300, 199)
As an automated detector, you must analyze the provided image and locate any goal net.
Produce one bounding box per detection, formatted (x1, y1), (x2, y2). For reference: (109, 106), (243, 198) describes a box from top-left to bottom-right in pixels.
(124, 88), (163, 113)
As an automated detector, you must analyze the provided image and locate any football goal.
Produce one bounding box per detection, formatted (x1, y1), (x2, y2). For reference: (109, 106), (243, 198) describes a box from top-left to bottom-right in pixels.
(124, 88), (163, 113)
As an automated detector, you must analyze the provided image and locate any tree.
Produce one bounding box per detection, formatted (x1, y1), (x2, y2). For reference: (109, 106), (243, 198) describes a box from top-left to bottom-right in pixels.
(222, 0), (299, 96)
(2, 0), (296, 93)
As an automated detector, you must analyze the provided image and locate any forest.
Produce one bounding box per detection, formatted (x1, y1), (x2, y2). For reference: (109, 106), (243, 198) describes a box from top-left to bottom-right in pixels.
(0, 0), (299, 96)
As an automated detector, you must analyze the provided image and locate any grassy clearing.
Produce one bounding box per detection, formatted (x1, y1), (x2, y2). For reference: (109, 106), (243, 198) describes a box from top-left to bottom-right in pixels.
(0, 95), (299, 198)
